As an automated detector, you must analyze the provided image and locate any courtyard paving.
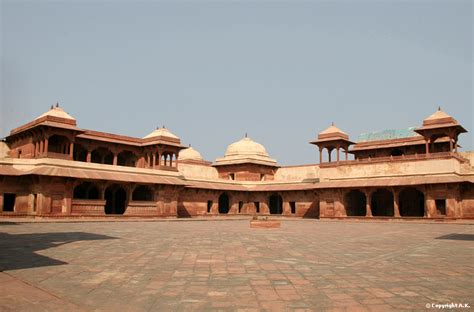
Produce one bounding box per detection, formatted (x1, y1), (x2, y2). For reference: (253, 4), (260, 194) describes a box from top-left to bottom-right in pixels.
(0, 219), (472, 311)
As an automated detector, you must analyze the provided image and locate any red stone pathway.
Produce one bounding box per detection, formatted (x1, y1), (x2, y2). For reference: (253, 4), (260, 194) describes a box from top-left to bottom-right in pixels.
(0, 220), (472, 311)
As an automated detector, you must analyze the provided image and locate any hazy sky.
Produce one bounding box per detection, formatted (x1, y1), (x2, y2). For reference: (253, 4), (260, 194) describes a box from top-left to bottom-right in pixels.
(1, 0), (472, 165)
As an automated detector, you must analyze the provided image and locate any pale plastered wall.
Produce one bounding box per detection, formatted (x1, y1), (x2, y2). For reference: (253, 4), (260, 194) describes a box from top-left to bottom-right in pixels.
(274, 165), (320, 182)
(319, 158), (463, 181)
(178, 163), (219, 180)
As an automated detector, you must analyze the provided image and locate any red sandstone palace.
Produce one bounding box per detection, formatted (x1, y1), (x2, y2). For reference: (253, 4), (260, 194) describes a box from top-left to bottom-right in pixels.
(0, 105), (473, 219)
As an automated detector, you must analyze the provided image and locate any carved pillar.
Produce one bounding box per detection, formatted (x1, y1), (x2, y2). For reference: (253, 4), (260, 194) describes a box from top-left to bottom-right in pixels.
(152, 153), (156, 169)
(69, 142), (74, 160)
(44, 137), (49, 155)
(113, 153), (118, 166)
(393, 189), (400, 217)
(345, 147), (348, 160)
(283, 201), (291, 215)
(328, 148), (332, 162)
(319, 147), (323, 164)
(336, 146), (340, 163)
(365, 189), (372, 217)
(86, 150), (91, 162)
(424, 138), (430, 155)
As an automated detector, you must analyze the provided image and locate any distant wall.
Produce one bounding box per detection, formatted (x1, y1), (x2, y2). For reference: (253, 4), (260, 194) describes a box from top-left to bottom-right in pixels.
(319, 158), (462, 181)
(178, 163), (219, 180)
(274, 165), (320, 182)
(0, 142), (10, 159)
(459, 151), (474, 167)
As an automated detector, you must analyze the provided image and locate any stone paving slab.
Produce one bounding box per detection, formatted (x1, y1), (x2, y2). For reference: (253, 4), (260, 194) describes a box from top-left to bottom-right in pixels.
(0, 220), (473, 311)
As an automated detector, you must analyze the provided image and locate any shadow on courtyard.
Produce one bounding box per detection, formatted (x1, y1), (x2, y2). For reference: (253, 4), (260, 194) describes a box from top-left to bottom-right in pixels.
(435, 233), (474, 241)
(0, 232), (118, 271)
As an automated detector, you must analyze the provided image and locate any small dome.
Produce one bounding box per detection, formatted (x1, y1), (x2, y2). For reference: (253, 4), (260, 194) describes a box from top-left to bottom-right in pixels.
(143, 127), (179, 140)
(319, 123), (347, 136)
(421, 107), (460, 128)
(179, 146), (203, 161)
(425, 109), (452, 121)
(225, 136), (269, 158)
(36, 104), (75, 121)
(316, 123), (350, 141)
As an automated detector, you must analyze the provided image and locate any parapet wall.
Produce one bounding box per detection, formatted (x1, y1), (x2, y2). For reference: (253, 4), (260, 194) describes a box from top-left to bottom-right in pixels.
(319, 158), (462, 182)
(178, 163), (219, 180)
(0, 142), (10, 159)
(274, 164), (320, 182)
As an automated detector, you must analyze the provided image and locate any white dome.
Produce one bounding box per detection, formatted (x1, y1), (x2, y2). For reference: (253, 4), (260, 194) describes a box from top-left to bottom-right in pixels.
(225, 137), (269, 158)
(179, 146), (203, 161)
(143, 127), (179, 140)
(36, 104), (75, 121)
(215, 136), (277, 166)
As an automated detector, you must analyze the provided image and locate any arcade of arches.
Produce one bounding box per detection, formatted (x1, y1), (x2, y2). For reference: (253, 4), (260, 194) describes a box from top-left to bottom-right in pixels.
(341, 187), (428, 217)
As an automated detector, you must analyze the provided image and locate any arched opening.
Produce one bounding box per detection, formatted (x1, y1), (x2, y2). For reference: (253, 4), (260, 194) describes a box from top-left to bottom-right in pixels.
(269, 194), (283, 214)
(91, 147), (114, 164)
(218, 193), (230, 214)
(73, 183), (87, 199)
(371, 189), (394, 217)
(73, 182), (100, 199)
(48, 135), (70, 154)
(344, 190), (366, 216)
(73, 144), (88, 162)
(390, 149), (403, 157)
(104, 185), (127, 215)
(3, 193), (16, 212)
(399, 188), (425, 217)
(132, 185), (153, 201)
(117, 151), (137, 167)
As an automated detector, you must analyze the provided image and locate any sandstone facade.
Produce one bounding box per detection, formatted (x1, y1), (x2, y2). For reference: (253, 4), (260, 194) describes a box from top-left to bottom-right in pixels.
(0, 105), (472, 219)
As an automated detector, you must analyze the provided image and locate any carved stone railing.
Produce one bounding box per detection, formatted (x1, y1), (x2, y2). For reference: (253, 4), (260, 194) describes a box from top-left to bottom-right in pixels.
(319, 152), (467, 168)
(39, 152), (71, 160)
(125, 201), (158, 215)
(71, 199), (105, 215)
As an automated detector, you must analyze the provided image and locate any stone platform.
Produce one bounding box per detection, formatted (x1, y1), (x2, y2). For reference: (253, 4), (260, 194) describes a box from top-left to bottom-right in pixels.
(0, 220), (472, 311)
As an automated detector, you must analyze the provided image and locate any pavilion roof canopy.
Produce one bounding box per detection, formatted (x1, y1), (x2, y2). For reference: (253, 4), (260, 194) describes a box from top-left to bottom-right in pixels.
(415, 108), (467, 135)
(310, 123), (354, 146)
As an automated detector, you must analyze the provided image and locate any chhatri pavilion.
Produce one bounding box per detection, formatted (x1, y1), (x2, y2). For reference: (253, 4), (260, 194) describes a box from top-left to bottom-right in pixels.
(0, 105), (473, 219)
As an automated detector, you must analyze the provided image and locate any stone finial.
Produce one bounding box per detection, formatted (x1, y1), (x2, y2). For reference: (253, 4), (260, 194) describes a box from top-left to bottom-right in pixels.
(438, 106), (441, 111)
(245, 132), (248, 138)
(56, 102), (59, 108)
(332, 122), (335, 126)
(50, 105), (54, 109)
(189, 144), (191, 147)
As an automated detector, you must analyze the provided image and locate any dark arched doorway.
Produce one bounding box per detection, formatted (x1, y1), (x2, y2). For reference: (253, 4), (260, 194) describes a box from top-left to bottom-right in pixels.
(73, 182), (100, 200)
(218, 193), (230, 214)
(104, 185), (127, 215)
(371, 189), (394, 216)
(132, 185), (153, 201)
(269, 194), (283, 214)
(399, 188), (425, 217)
(344, 190), (366, 216)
